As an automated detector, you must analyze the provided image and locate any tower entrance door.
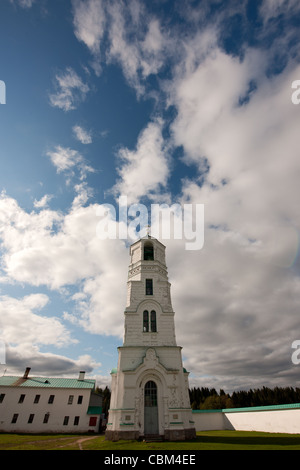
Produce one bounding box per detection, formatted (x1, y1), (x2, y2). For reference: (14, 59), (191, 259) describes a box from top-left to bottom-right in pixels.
(144, 381), (159, 435)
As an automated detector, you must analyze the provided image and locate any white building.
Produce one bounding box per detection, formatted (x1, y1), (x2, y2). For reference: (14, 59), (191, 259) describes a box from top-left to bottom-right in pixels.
(106, 236), (196, 441)
(0, 368), (103, 433)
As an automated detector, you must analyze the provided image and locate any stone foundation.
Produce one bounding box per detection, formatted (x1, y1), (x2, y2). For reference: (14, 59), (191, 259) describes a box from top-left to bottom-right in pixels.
(105, 430), (140, 441)
(105, 427), (196, 442)
(164, 428), (196, 441)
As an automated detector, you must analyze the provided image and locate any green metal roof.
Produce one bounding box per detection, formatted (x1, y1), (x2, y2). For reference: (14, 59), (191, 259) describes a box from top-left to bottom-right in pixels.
(192, 402), (300, 413)
(0, 376), (17, 386)
(87, 406), (102, 415)
(0, 375), (95, 389)
(224, 402), (300, 413)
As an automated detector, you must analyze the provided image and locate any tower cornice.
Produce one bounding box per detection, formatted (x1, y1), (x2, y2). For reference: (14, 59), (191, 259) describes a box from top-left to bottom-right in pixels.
(128, 260), (168, 280)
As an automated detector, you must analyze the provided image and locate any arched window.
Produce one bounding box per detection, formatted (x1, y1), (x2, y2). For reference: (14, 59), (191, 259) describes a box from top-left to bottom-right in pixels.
(143, 310), (149, 332)
(144, 381), (157, 407)
(150, 310), (157, 332)
(143, 310), (157, 332)
(144, 242), (154, 261)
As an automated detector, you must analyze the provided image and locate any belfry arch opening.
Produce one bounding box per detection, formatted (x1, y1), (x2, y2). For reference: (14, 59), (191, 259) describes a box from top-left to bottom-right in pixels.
(144, 242), (154, 261)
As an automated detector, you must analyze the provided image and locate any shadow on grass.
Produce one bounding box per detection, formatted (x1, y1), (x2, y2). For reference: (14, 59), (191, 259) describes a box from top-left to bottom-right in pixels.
(84, 431), (300, 450)
(196, 433), (300, 448)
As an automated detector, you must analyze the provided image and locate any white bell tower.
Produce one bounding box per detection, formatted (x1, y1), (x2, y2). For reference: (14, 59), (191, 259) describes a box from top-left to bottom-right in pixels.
(106, 236), (196, 441)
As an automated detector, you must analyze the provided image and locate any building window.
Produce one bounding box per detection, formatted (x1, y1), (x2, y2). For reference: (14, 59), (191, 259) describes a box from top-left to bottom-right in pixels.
(0, 394), (5, 403)
(48, 395), (55, 404)
(89, 417), (97, 426)
(145, 381), (157, 407)
(143, 310), (149, 332)
(43, 413), (50, 424)
(28, 414), (34, 424)
(74, 416), (80, 426)
(143, 309), (157, 332)
(11, 414), (19, 424)
(18, 394), (25, 403)
(151, 310), (157, 332)
(77, 395), (83, 404)
(34, 394), (40, 404)
(68, 395), (74, 404)
(146, 279), (153, 295)
(63, 416), (69, 426)
(144, 242), (154, 260)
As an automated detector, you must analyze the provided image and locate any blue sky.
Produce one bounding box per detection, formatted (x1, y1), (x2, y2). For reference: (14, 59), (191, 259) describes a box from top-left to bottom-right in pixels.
(1, 0), (300, 392)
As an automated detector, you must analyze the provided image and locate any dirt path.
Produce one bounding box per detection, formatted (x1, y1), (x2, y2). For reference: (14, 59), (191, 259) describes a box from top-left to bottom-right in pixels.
(76, 435), (99, 450)
(3, 435), (100, 450)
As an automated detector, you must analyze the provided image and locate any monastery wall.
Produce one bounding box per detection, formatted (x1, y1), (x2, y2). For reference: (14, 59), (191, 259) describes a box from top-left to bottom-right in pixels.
(193, 403), (300, 434)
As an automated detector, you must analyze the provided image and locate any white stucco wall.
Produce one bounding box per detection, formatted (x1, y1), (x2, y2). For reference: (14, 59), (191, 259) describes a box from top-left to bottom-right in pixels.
(0, 385), (97, 433)
(192, 411), (225, 431)
(224, 408), (300, 434)
(193, 404), (300, 434)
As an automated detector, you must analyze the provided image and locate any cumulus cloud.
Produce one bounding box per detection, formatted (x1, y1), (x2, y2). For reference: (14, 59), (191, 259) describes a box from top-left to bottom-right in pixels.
(71, 0), (170, 95)
(0, 192), (127, 338)
(0, 290), (95, 376)
(33, 194), (53, 209)
(106, 1), (170, 96)
(111, 119), (170, 204)
(0, 294), (72, 347)
(72, 0), (105, 55)
(72, 125), (93, 144)
(4, 0), (300, 390)
(4, 345), (99, 378)
(72, 0), (105, 75)
(49, 67), (89, 111)
(163, 31), (300, 389)
(46, 145), (95, 180)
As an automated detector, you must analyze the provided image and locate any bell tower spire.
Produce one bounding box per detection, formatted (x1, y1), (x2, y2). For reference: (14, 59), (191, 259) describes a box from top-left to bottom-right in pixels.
(106, 237), (196, 441)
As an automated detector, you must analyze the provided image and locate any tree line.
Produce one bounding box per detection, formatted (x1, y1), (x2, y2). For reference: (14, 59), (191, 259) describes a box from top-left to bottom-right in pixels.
(189, 386), (300, 410)
(96, 385), (300, 417)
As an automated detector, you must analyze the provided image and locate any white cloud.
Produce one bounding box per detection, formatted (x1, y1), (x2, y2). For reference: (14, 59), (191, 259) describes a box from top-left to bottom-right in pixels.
(72, 0), (105, 55)
(111, 119), (170, 204)
(171, 47), (266, 176)
(33, 194), (53, 209)
(0, 294), (72, 347)
(72, 125), (92, 144)
(49, 67), (89, 112)
(3, 345), (99, 378)
(72, 182), (94, 209)
(71, 0), (169, 95)
(167, 232), (300, 390)
(106, 1), (144, 95)
(46, 145), (95, 180)
(260, 0), (300, 21)
(162, 35), (300, 389)
(9, 0), (35, 8)
(4, 0), (300, 389)
(47, 146), (82, 173)
(0, 192), (127, 338)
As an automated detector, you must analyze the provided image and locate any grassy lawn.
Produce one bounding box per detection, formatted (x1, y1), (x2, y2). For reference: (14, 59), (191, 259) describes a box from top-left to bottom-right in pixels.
(1, 431), (300, 450)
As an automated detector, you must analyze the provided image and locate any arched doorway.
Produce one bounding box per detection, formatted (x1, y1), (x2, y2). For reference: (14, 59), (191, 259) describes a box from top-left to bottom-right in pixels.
(144, 380), (159, 435)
